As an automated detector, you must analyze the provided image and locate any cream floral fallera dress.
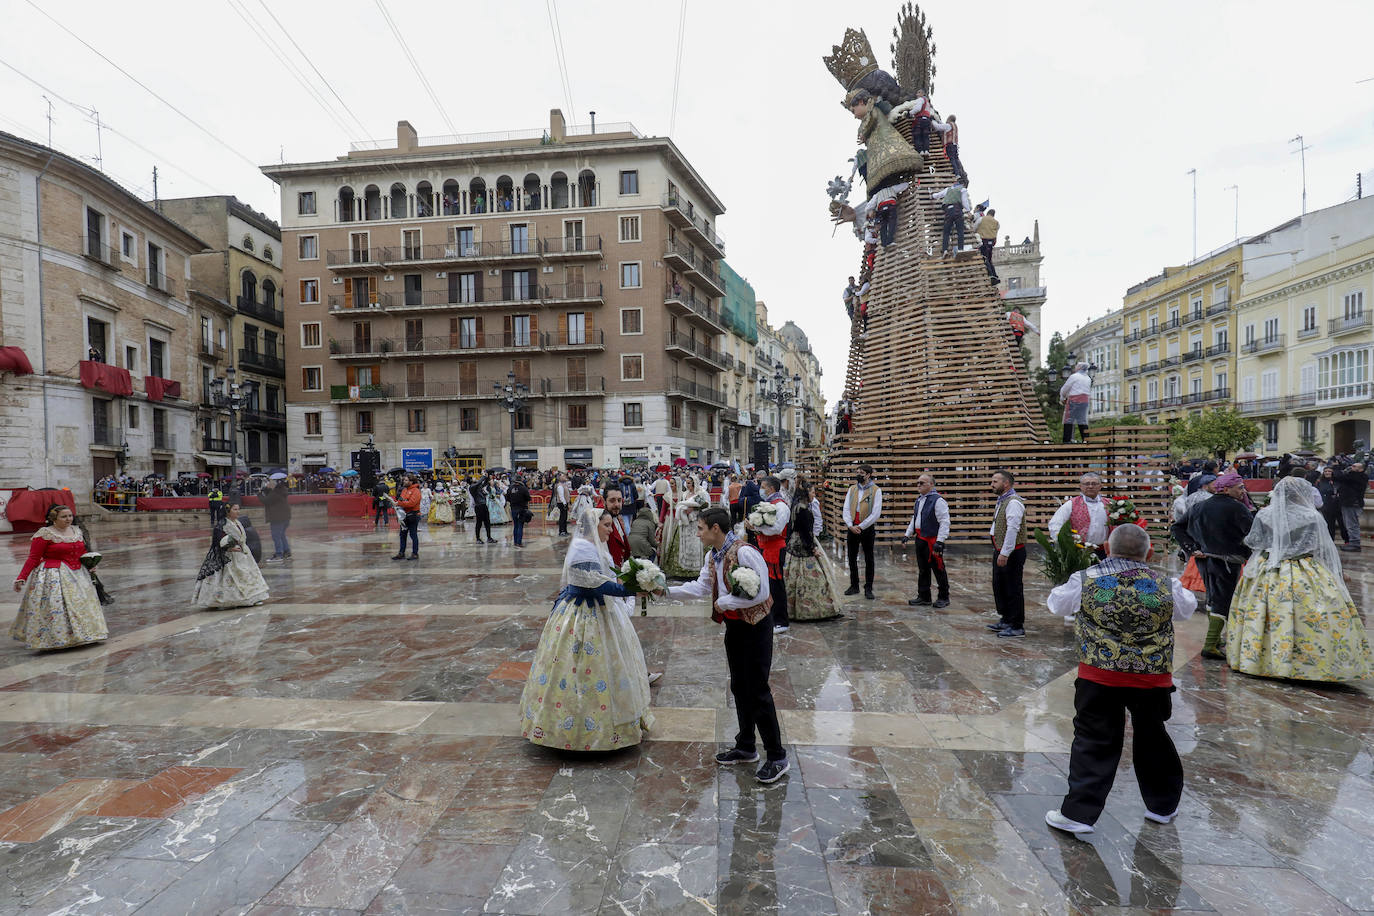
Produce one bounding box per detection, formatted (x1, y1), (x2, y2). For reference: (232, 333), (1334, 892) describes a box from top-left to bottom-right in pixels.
(10, 526), (108, 651)
(192, 517), (270, 610)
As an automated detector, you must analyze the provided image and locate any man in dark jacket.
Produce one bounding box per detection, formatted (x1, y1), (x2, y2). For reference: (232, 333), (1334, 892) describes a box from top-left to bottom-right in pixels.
(371, 480), (392, 528)
(739, 473), (763, 516)
(506, 476), (531, 548)
(1187, 472), (1253, 659)
(260, 480), (292, 560)
(1333, 461), (1368, 551)
(470, 476), (495, 544)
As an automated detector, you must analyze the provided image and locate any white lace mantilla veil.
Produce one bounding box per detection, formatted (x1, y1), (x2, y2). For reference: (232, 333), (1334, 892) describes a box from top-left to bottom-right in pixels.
(559, 504), (615, 589)
(1245, 475), (1350, 598)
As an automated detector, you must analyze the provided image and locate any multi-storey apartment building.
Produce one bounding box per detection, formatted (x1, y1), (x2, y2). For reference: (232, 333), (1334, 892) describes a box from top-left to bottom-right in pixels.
(157, 196), (287, 470)
(777, 320), (826, 453)
(718, 262), (758, 464)
(1235, 196), (1374, 454)
(0, 131), (207, 491)
(1063, 310), (1124, 420)
(263, 112), (729, 473)
(992, 221), (1046, 368)
(1121, 244), (1240, 424)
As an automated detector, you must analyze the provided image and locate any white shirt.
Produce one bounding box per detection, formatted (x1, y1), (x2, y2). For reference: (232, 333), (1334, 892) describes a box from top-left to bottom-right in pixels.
(669, 540), (770, 611)
(1060, 371), (1092, 399)
(988, 494), (1025, 557)
(903, 493), (950, 541)
(1049, 494), (1108, 547)
(842, 484), (883, 530)
(810, 497), (823, 536)
(1048, 562), (1197, 622)
(555, 482), (570, 506)
(754, 494), (790, 536)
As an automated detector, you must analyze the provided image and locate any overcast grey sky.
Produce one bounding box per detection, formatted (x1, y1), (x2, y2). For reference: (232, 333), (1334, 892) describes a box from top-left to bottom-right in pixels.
(3, 0), (1371, 404)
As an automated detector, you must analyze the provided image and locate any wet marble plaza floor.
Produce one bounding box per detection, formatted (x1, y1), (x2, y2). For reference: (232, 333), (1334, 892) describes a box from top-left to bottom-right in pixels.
(1, 514), (1372, 915)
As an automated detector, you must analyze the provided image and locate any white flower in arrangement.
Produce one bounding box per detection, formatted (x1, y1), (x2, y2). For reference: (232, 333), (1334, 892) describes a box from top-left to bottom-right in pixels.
(747, 503), (779, 529)
(728, 566), (761, 599)
(219, 534), (241, 550)
(618, 557), (667, 615)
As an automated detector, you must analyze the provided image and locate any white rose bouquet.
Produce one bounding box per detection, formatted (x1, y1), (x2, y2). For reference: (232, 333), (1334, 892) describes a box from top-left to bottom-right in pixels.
(747, 502), (779, 529)
(618, 557), (667, 615)
(79, 551), (102, 570)
(681, 492), (711, 512)
(218, 534), (242, 552)
(727, 564), (761, 599)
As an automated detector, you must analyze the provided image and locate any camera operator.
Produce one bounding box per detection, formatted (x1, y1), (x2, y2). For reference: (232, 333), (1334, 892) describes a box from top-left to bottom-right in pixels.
(1330, 455), (1368, 551)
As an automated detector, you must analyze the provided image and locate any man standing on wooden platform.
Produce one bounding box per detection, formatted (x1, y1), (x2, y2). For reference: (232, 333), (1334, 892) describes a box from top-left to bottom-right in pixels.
(901, 474), (950, 608)
(1060, 363), (1093, 444)
(843, 465), (883, 600)
(932, 179), (972, 258)
(988, 469), (1027, 638)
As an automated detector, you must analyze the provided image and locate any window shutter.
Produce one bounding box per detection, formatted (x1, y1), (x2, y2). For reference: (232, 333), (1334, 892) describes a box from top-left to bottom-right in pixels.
(343, 278), (352, 300)
(529, 315), (538, 337)
(558, 312), (567, 344)
(449, 317), (459, 348)
(585, 313), (594, 337)
(475, 316), (484, 347)
(474, 271), (483, 302)
(501, 271), (513, 301)
(503, 315), (512, 347)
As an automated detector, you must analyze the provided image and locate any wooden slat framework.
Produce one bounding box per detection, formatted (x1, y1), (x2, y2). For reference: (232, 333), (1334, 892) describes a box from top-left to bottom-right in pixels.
(814, 121), (1173, 543)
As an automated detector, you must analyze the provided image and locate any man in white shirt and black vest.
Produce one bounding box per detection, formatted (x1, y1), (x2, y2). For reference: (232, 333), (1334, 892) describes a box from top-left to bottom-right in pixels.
(987, 469), (1027, 638)
(901, 474), (950, 608)
(842, 465), (883, 600)
(669, 506), (789, 784)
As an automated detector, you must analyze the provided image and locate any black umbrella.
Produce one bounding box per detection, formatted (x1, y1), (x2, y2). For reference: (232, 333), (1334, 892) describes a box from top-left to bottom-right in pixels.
(486, 466), (508, 474)
(388, 467), (406, 476)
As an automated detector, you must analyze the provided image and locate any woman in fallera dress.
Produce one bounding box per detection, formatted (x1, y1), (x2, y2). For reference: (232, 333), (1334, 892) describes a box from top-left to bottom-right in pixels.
(192, 503), (270, 610)
(429, 486), (455, 525)
(661, 477), (708, 579)
(488, 477), (509, 525)
(519, 506), (653, 751)
(10, 505), (108, 651)
(784, 484), (845, 621)
(1228, 476), (1373, 681)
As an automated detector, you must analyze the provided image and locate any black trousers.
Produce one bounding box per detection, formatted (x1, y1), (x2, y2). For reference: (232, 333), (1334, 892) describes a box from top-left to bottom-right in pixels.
(474, 504), (492, 540)
(847, 526), (876, 589)
(914, 114), (932, 153)
(941, 204), (965, 253)
(731, 502), (745, 526)
(768, 571), (788, 627)
(946, 141), (966, 180)
(373, 501), (390, 526)
(1062, 423), (1088, 444)
(397, 512), (419, 556)
(980, 238), (999, 281)
(914, 539), (949, 601)
(991, 545), (1026, 628)
(1061, 679), (1182, 826)
(556, 503), (569, 534)
(1199, 556), (1242, 618)
(724, 614), (785, 761)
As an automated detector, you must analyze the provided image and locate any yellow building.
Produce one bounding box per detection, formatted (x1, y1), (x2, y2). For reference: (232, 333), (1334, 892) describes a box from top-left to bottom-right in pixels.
(1235, 196), (1374, 454)
(1121, 244), (1241, 424)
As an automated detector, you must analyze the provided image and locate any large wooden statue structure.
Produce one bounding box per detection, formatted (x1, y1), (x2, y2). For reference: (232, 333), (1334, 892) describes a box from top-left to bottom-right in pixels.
(813, 28), (1169, 544)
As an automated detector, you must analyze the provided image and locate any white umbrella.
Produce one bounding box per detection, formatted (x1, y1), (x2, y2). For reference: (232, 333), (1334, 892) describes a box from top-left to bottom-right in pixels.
(269, 472), (288, 480)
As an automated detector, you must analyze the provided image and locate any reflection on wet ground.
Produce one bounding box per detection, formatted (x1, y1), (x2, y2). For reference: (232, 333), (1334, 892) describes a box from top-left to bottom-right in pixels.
(0, 516), (1370, 913)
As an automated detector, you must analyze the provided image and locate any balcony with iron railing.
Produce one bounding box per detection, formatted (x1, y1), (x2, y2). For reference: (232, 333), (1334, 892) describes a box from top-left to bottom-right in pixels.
(198, 339), (226, 362)
(237, 296), (284, 327)
(328, 293), (394, 312)
(1237, 393), (1317, 416)
(325, 246), (387, 268)
(663, 284), (725, 332)
(1241, 334), (1285, 355)
(542, 375), (607, 396)
(1329, 312), (1372, 337)
(1207, 297), (1232, 316)
(238, 349), (286, 377)
(663, 242), (725, 296)
(386, 287), (540, 313)
(666, 376), (727, 406)
(146, 269), (176, 297)
(201, 436), (233, 453)
(1206, 342), (1230, 358)
(91, 425), (124, 448)
(540, 281), (605, 305)
(152, 431), (176, 452)
(241, 408), (287, 429)
(329, 383), (395, 401)
(1182, 309), (1206, 326)
(1296, 323), (1322, 340)
(665, 332), (730, 370)
(81, 236), (122, 271)
(543, 328), (606, 351)
(661, 195), (726, 256)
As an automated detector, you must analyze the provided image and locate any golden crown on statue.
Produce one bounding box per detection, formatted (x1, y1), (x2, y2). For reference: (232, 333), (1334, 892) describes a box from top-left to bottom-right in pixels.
(823, 28), (879, 90)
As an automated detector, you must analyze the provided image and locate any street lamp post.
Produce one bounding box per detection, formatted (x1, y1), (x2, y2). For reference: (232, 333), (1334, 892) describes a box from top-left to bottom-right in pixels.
(210, 367), (245, 491)
(494, 370), (528, 469)
(757, 369), (802, 469)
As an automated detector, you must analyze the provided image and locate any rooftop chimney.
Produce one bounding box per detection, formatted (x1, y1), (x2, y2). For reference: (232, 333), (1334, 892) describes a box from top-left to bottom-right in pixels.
(549, 109), (566, 142)
(397, 120), (418, 151)
(590, 111), (596, 133)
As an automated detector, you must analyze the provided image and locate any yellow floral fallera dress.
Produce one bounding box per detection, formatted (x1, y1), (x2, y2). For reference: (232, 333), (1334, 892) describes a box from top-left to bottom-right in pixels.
(1228, 553), (1373, 682)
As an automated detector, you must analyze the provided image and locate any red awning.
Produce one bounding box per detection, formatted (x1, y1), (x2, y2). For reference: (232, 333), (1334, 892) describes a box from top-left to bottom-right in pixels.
(0, 346), (34, 375)
(79, 360), (133, 396)
(4, 488), (77, 524)
(144, 377), (183, 402)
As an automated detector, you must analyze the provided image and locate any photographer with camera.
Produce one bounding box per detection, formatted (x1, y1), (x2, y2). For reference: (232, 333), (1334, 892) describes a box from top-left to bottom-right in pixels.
(1330, 456), (1368, 552)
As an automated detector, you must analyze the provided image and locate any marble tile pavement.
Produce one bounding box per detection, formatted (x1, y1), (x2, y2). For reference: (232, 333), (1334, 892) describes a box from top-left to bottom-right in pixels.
(0, 514), (1371, 914)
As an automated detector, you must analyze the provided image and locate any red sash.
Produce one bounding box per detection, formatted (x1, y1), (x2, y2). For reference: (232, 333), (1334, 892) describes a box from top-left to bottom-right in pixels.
(914, 533), (945, 570)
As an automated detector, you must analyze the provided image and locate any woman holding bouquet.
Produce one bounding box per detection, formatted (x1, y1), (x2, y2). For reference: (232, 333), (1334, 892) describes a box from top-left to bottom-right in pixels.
(1227, 476), (1373, 681)
(10, 505), (108, 651)
(192, 502), (270, 609)
(784, 485), (844, 621)
(519, 507), (654, 751)
(662, 480), (710, 579)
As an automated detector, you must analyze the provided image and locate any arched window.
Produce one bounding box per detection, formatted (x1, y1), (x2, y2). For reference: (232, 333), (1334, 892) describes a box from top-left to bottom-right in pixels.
(416, 181), (433, 217)
(495, 175), (514, 212)
(441, 179), (460, 215)
(577, 169), (596, 207)
(549, 171), (569, 209)
(262, 279), (276, 309)
(242, 234), (255, 253)
(240, 270), (257, 304)
(389, 182), (407, 219)
(363, 184), (382, 221)
(469, 178), (487, 213)
(338, 186), (356, 222)
(523, 173), (541, 210)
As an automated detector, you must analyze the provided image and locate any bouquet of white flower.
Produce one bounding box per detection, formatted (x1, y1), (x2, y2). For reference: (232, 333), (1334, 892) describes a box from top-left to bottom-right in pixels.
(728, 565), (761, 599)
(747, 502), (779, 529)
(618, 557), (667, 614)
(681, 492), (711, 512)
(79, 551), (102, 570)
(218, 534), (241, 552)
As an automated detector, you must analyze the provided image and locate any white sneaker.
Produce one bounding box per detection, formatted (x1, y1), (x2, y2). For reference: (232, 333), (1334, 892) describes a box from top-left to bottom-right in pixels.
(1045, 809), (1094, 834)
(773, 624), (790, 634)
(646, 671), (663, 685)
(1143, 809), (1177, 824)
